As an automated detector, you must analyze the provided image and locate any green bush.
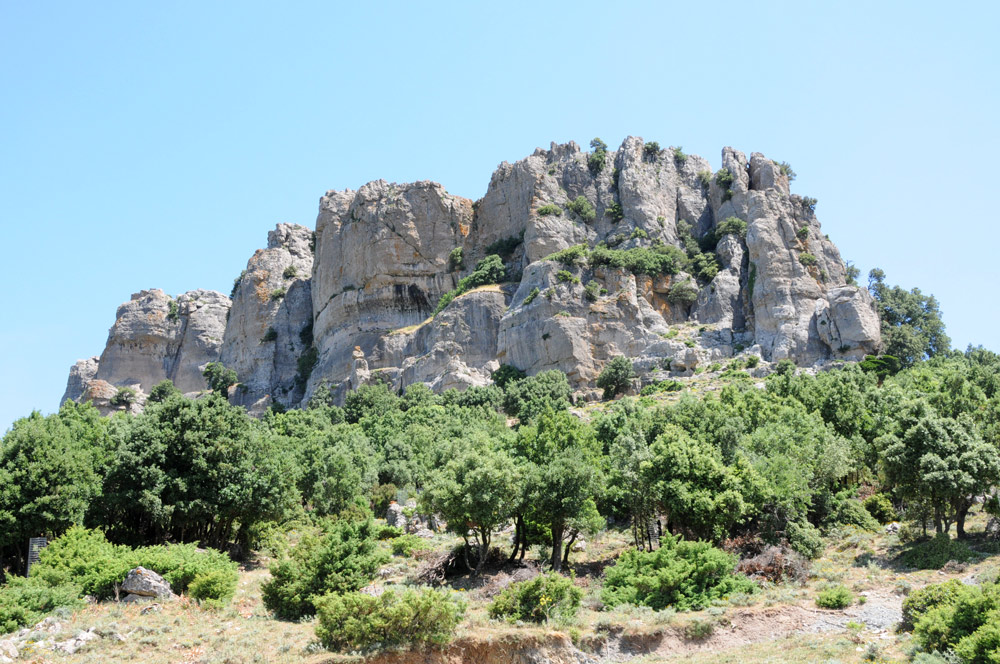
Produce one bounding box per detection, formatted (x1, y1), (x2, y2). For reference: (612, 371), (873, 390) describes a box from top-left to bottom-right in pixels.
(147, 379), (181, 403)
(640, 380), (683, 396)
(715, 217), (747, 239)
(583, 280), (600, 302)
(630, 228), (648, 240)
(590, 244), (686, 277)
(778, 161), (796, 180)
(697, 170), (712, 188)
(816, 584), (853, 609)
(826, 495), (880, 532)
(167, 298), (179, 321)
(596, 356), (635, 400)
(787, 520), (825, 559)
(556, 270), (580, 284)
(283, 265), (298, 279)
(390, 534), (431, 557)
(715, 168), (734, 189)
(798, 253), (818, 267)
(588, 138), (608, 176)
(0, 576), (82, 634)
(484, 235), (523, 258)
(537, 204), (561, 216)
(801, 196), (818, 211)
(270, 287), (286, 300)
(671, 146), (686, 164)
(203, 361), (238, 394)
(448, 247), (463, 271)
(110, 387), (137, 407)
(601, 535), (757, 611)
(667, 280), (699, 306)
(261, 519), (388, 619)
(745, 355), (760, 369)
(606, 202), (624, 223)
(261, 327), (278, 343)
(909, 581), (1000, 659)
(375, 524), (404, 540)
(315, 587), (466, 652)
(567, 196), (597, 222)
(902, 579), (967, 630)
(489, 572), (583, 623)
(863, 494), (897, 524)
(898, 533), (976, 570)
(797, 226), (809, 240)
(546, 244), (589, 266)
(491, 364), (527, 389)
(30, 527), (238, 602)
(523, 287), (540, 305)
(188, 569), (238, 603)
(434, 254), (507, 315)
(644, 141), (661, 159)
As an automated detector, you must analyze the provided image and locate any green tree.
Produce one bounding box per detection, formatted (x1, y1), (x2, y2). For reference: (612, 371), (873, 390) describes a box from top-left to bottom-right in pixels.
(147, 379), (181, 403)
(596, 356), (635, 400)
(868, 269), (950, 366)
(880, 407), (1000, 537)
(0, 402), (109, 570)
(99, 393), (296, 549)
(516, 410), (603, 571)
(644, 425), (748, 542)
(202, 362), (238, 395)
(422, 440), (520, 571)
(502, 370), (572, 422)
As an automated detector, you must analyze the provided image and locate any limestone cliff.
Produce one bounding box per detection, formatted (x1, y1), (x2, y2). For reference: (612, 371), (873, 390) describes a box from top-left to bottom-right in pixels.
(63, 137), (881, 411)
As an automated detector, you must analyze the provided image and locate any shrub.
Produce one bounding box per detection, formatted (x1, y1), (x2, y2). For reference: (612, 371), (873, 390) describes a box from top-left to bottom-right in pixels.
(567, 196), (597, 222)
(261, 327), (278, 343)
(715, 168), (734, 189)
(816, 584), (853, 609)
(863, 494), (897, 524)
(523, 287), (540, 305)
(546, 243), (589, 266)
(583, 280), (600, 302)
(826, 495), (880, 532)
(489, 572), (583, 623)
(283, 265), (298, 279)
(667, 280), (699, 306)
(270, 287), (286, 300)
(537, 204), (561, 216)
(110, 386), (137, 408)
(448, 247), (463, 271)
(796, 226), (809, 240)
(897, 533), (976, 570)
(640, 380), (683, 396)
(434, 254), (507, 315)
(261, 519), (388, 620)
(778, 161), (796, 180)
(671, 146), (687, 164)
(188, 569), (238, 603)
(601, 535), (757, 611)
(736, 546), (809, 584)
(588, 138), (608, 175)
(0, 576), (82, 634)
(484, 235), (523, 257)
(901, 579), (967, 630)
(787, 520), (825, 559)
(697, 170), (712, 188)
(630, 228), (648, 240)
(391, 534), (431, 557)
(644, 141), (661, 159)
(231, 270), (247, 298)
(491, 364), (526, 389)
(315, 587), (466, 652)
(798, 253), (818, 267)
(556, 270), (580, 284)
(596, 356), (635, 400)
(908, 582), (1000, 657)
(606, 202), (624, 223)
(167, 298), (179, 321)
(715, 217), (747, 239)
(801, 196), (818, 211)
(147, 379), (181, 403)
(376, 524), (404, 540)
(29, 527), (238, 602)
(745, 355), (760, 369)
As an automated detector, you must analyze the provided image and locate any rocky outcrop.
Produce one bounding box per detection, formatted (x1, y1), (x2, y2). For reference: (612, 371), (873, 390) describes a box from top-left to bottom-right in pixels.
(121, 567), (175, 601)
(64, 137), (881, 411)
(63, 290), (230, 412)
(221, 223), (315, 408)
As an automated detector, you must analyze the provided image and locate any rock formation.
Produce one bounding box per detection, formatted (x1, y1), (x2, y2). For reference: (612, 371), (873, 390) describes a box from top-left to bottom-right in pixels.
(63, 138), (881, 411)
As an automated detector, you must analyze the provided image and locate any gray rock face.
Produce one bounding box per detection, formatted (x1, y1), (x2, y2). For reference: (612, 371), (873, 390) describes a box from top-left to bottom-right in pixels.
(121, 566), (174, 599)
(61, 356), (99, 404)
(66, 137), (881, 410)
(221, 223), (315, 408)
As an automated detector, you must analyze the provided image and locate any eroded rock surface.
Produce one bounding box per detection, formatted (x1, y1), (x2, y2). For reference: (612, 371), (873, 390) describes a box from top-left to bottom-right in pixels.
(65, 138), (881, 410)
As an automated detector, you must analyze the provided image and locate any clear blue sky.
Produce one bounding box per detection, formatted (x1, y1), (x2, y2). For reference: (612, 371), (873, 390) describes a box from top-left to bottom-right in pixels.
(2, 1), (997, 433)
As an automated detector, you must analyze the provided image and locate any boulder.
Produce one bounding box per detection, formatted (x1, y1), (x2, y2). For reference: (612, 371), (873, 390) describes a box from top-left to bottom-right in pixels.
(121, 567), (175, 599)
(386, 503), (407, 530)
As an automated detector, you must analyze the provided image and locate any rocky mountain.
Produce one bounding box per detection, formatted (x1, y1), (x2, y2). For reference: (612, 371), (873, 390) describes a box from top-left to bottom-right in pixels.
(62, 138), (881, 412)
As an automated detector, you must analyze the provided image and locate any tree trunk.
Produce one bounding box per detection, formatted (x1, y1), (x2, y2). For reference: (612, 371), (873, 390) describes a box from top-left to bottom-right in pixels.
(508, 515), (522, 563)
(478, 528), (491, 571)
(550, 523), (564, 572)
(562, 531), (578, 568)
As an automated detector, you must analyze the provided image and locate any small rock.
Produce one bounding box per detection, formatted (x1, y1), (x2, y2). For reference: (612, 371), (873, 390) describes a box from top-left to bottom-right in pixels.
(572, 539), (587, 552)
(884, 522), (900, 534)
(139, 603), (162, 615)
(386, 503), (407, 530)
(414, 528), (435, 539)
(0, 641), (17, 659)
